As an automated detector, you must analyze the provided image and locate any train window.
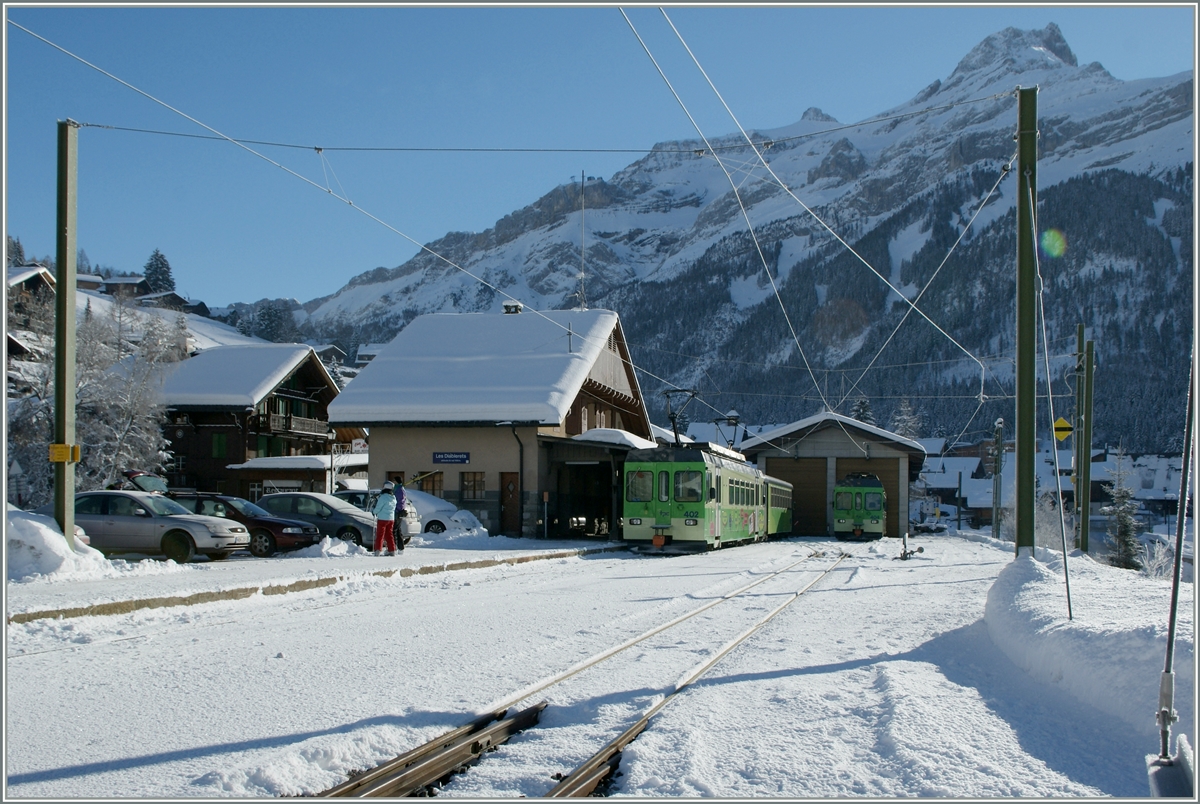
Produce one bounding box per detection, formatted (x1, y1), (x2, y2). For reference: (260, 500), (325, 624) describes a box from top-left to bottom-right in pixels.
(626, 471), (653, 502)
(865, 492), (884, 511)
(835, 491), (854, 510)
(674, 471), (703, 503)
(658, 471), (670, 503)
(855, 492), (863, 510)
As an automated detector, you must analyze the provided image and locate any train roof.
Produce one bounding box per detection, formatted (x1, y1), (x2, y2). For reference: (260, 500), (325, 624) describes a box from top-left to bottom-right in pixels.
(836, 472), (885, 488)
(626, 442), (749, 466)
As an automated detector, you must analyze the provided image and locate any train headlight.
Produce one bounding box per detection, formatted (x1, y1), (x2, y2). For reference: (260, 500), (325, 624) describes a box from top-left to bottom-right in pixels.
(685, 518), (698, 526)
(629, 518), (642, 526)
(837, 518), (846, 524)
(870, 519), (880, 524)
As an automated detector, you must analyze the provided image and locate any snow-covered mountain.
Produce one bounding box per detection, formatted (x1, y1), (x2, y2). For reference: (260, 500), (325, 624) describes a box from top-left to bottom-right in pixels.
(290, 24), (1192, 452)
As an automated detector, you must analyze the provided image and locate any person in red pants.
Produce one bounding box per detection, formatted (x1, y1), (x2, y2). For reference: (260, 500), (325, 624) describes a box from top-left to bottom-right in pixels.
(372, 481), (399, 555)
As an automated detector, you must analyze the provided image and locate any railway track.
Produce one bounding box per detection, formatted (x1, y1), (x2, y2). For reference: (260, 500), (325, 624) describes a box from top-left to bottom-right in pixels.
(319, 545), (854, 798)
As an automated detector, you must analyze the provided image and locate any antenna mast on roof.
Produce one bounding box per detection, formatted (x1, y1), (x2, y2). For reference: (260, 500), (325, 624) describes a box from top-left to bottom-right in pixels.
(578, 171), (587, 311)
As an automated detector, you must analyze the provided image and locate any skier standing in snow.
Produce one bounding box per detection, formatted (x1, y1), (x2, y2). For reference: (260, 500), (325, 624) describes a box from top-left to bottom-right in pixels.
(372, 481), (404, 555)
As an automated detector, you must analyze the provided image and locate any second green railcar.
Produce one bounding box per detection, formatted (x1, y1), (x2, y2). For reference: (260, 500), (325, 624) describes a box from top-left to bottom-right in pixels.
(622, 444), (793, 553)
(832, 472), (887, 540)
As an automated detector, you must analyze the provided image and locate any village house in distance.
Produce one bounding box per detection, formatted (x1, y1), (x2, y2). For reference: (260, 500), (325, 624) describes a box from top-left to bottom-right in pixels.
(156, 343), (344, 496)
(328, 305), (653, 537)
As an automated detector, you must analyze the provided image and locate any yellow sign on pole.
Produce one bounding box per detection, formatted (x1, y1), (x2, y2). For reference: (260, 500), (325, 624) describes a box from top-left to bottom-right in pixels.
(1053, 417), (1073, 442)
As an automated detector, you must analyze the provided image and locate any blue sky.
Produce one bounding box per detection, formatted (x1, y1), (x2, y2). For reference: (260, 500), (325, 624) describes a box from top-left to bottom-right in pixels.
(4, 4), (1195, 309)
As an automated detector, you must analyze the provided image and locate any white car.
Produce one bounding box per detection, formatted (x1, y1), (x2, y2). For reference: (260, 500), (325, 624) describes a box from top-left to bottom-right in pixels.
(334, 488), (460, 535)
(402, 489), (459, 534)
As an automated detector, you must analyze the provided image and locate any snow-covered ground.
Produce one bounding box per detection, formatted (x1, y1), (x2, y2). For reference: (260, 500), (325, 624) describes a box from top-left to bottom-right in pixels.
(4, 506), (1194, 798)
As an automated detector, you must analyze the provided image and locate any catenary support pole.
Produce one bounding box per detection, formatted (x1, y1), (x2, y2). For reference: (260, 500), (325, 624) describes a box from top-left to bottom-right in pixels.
(1074, 324), (1085, 547)
(1014, 86), (1039, 556)
(1079, 340), (1095, 553)
(53, 119), (80, 548)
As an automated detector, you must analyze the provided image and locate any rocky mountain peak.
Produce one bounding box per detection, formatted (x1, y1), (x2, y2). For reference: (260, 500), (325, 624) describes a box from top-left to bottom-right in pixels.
(801, 107), (838, 123)
(950, 22), (1078, 78)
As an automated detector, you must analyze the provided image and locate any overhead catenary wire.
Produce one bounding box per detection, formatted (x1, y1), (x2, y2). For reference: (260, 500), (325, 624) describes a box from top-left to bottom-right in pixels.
(10, 16), (1018, 454)
(1028, 175), (1074, 619)
(6, 18), (747, 436)
(621, 9), (838, 427)
(655, 8), (991, 411)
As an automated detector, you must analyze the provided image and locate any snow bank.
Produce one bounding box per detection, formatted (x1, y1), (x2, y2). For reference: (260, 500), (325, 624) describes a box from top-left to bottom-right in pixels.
(985, 547), (1194, 738)
(5, 505), (190, 582)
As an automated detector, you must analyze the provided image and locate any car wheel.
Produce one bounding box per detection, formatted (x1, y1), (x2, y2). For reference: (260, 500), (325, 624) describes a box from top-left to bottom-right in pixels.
(249, 529), (277, 558)
(337, 526), (362, 546)
(163, 531), (196, 563)
(424, 520), (446, 534)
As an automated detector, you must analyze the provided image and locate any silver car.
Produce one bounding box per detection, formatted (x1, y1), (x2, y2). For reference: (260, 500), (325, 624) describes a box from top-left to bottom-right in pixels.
(35, 490), (250, 563)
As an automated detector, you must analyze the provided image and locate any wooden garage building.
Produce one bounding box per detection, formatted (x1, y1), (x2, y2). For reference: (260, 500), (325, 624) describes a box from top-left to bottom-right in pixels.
(739, 412), (926, 538)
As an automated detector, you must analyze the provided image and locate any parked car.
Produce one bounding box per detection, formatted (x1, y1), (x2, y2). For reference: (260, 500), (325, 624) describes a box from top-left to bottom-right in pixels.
(257, 492), (379, 547)
(33, 490), (249, 563)
(168, 492), (321, 558)
(334, 487), (457, 534)
(107, 469), (169, 494)
(404, 488), (459, 534)
(334, 489), (376, 511)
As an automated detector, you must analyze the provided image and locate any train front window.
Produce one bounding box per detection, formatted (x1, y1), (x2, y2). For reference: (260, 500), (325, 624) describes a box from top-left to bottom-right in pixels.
(674, 471), (703, 503)
(835, 491), (854, 510)
(865, 492), (884, 511)
(855, 492), (863, 511)
(626, 471), (653, 502)
(658, 471), (670, 503)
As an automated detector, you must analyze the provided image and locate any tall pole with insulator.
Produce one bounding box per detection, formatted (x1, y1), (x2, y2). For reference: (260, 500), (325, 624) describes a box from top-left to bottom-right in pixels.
(53, 119), (80, 548)
(1014, 87), (1039, 555)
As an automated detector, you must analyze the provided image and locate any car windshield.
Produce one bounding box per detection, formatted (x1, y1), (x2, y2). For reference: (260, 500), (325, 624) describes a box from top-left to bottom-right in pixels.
(224, 497), (272, 518)
(142, 495), (192, 516)
(325, 497), (363, 514)
(128, 473), (169, 494)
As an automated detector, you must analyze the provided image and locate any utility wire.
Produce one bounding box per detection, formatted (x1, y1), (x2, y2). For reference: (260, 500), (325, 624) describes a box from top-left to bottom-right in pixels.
(73, 88), (1013, 155)
(7, 18), (731, 435)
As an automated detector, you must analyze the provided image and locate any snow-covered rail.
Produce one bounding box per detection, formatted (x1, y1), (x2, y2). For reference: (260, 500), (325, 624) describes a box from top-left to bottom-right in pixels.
(319, 546), (853, 797)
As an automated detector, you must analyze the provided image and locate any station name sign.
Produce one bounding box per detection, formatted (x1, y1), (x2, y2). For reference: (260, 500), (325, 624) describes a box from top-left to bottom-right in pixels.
(433, 452), (470, 464)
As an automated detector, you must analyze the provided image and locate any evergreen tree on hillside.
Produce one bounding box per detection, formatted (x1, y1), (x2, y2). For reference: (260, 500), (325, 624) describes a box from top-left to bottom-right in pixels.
(7, 235), (26, 266)
(889, 398), (922, 439)
(143, 249), (176, 293)
(1101, 450), (1143, 570)
(850, 396), (876, 426)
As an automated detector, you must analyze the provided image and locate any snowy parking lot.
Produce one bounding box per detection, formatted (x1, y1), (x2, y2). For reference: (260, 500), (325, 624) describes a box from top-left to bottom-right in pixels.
(4, 511), (1194, 799)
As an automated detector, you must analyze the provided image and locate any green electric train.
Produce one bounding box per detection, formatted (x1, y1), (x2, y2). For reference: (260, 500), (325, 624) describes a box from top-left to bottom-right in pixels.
(622, 443), (793, 553)
(832, 472), (887, 541)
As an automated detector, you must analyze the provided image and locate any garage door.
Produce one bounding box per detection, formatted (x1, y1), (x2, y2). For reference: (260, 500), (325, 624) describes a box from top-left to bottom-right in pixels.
(835, 458), (901, 538)
(765, 458), (828, 536)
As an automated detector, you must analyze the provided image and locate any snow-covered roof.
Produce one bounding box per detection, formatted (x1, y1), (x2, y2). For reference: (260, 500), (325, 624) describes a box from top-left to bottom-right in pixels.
(158, 344), (331, 408)
(571, 428), (657, 450)
(651, 423), (693, 443)
(921, 457), (983, 489)
(740, 410), (926, 454)
(227, 453), (369, 471)
(916, 437), (947, 456)
(328, 309), (627, 426)
(7, 264), (55, 289)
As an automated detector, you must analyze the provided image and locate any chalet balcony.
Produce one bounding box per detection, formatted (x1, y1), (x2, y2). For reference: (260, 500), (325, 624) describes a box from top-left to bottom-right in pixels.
(253, 413), (331, 437)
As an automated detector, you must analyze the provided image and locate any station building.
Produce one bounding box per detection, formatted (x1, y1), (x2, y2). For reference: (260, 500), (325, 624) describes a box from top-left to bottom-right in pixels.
(327, 306), (654, 537)
(739, 412), (926, 538)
